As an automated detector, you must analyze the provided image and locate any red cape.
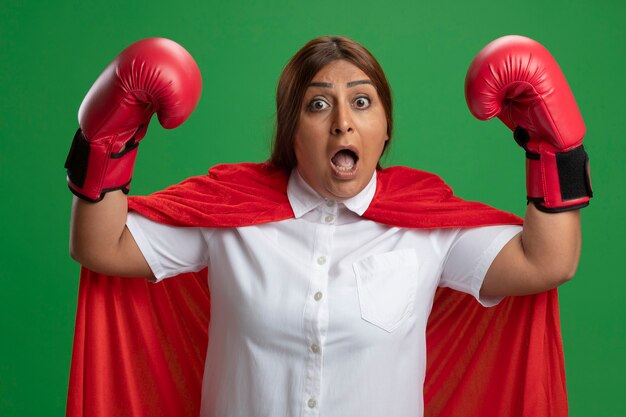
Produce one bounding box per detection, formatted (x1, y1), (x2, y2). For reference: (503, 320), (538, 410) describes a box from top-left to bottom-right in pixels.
(67, 163), (567, 417)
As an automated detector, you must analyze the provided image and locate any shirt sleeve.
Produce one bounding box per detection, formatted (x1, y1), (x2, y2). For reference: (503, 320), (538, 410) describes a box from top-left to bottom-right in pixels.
(440, 225), (522, 307)
(126, 212), (211, 282)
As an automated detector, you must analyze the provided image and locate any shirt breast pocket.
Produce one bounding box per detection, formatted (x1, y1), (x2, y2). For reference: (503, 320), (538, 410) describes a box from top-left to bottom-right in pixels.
(352, 249), (420, 333)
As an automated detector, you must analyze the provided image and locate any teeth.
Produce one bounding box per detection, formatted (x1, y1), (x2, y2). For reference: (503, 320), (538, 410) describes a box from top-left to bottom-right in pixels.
(334, 164), (354, 171)
(331, 149), (357, 171)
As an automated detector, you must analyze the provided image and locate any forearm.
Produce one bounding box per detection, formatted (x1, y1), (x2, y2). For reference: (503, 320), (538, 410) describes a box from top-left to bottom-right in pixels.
(482, 205), (581, 297)
(70, 189), (126, 257)
(520, 204), (581, 284)
(69, 191), (150, 277)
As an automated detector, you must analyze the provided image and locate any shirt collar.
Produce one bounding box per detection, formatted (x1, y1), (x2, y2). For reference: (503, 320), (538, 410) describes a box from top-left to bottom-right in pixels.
(287, 169), (377, 218)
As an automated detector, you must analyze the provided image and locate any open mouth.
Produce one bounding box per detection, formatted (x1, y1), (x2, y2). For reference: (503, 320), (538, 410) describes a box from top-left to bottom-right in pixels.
(331, 149), (359, 173)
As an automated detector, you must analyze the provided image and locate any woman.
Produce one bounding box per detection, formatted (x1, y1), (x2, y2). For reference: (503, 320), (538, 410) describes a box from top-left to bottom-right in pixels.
(68, 36), (590, 416)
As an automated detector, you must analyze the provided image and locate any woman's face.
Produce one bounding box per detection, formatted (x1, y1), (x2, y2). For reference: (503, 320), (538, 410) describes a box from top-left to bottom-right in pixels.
(294, 59), (388, 200)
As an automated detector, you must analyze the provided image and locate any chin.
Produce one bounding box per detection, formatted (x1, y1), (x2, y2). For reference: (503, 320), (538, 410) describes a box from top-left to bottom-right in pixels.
(325, 180), (365, 200)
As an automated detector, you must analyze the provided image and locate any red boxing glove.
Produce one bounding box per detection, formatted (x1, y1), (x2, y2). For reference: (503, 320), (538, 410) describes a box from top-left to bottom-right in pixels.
(465, 35), (592, 212)
(65, 38), (202, 202)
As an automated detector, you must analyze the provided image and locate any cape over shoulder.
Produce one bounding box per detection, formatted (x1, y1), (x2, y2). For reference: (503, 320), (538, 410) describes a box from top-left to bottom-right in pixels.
(128, 162), (522, 229)
(128, 162), (294, 227)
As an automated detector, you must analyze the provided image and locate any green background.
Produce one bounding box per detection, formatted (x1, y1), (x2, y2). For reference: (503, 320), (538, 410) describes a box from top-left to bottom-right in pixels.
(1, 0), (624, 415)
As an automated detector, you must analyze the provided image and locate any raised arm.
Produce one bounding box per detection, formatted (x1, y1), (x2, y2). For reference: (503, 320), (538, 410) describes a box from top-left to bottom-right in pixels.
(66, 38), (202, 277)
(464, 35), (592, 297)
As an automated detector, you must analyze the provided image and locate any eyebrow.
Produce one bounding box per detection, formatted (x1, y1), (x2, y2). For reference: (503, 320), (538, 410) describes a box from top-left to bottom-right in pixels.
(348, 80), (373, 87)
(308, 80), (373, 88)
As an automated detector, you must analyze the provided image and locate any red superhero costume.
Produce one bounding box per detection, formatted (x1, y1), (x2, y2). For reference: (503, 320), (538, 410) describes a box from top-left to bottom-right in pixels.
(66, 162), (567, 417)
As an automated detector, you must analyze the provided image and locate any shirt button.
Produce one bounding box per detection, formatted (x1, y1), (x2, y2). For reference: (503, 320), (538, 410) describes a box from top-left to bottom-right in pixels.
(314, 291), (323, 301)
(317, 256), (327, 265)
(324, 214), (334, 223)
(326, 200), (335, 207)
(311, 343), (320, 353)
(308, 398), (317, 408)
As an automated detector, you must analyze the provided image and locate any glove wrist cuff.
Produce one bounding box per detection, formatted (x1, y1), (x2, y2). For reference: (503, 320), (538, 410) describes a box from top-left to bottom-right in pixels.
(526, 144), (593, 212)
(65, 128), (138, 202)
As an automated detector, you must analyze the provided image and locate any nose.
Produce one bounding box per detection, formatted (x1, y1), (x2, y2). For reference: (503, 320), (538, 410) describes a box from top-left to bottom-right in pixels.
(330, 102), (354, 135)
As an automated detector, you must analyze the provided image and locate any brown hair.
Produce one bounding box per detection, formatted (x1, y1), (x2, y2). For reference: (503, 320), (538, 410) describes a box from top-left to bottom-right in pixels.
(269, 36), (393, 170)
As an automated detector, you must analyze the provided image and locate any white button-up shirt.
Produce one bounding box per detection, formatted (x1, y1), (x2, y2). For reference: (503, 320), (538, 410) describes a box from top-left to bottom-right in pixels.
(126, 170), (521, 417)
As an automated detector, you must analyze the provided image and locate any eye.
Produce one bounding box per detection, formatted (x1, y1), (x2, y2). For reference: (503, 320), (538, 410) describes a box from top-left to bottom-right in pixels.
(354, 96), (371, 109)
(307, 98), (330, 112)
